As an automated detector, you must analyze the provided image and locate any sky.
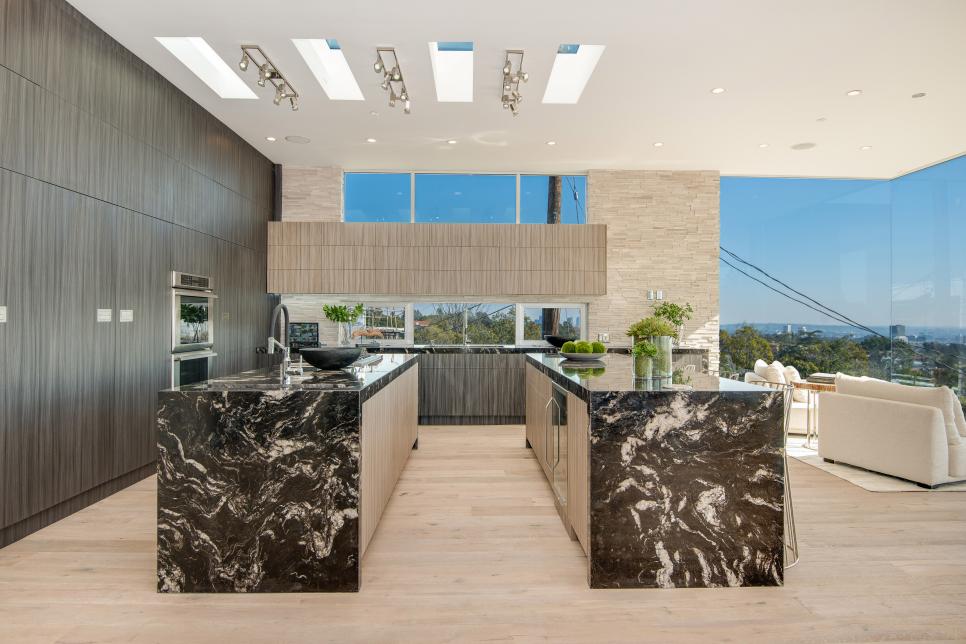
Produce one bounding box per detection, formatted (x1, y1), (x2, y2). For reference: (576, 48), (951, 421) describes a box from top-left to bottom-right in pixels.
(721, 154), (966, 330)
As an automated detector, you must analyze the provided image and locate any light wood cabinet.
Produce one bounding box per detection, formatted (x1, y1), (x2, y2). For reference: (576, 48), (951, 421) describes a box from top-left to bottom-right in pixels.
(567, 392), (590, 554)
(526, 364), (590, 554)
(360, 365), (419, 556)
(525, 364), (552, 479)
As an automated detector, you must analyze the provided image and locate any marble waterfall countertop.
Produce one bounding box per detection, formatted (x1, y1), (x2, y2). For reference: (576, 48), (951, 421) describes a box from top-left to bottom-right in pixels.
(169, 353), (416, 402)
(525, 352), (786, 589)
(157, 354), (416, 593)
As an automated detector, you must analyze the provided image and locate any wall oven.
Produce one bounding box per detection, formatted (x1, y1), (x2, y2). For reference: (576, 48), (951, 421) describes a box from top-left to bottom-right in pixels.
(171, 272), (217, 388)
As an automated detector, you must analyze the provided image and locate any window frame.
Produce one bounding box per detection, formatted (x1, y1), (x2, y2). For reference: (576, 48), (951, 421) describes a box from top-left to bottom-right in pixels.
(342, 171), (589, 224)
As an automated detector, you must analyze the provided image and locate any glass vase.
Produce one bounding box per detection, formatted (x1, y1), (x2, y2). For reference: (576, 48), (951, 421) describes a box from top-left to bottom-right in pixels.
(338, 322), (354, 346)
(633, 355), (653, 380)
(650, 335), (673, 378)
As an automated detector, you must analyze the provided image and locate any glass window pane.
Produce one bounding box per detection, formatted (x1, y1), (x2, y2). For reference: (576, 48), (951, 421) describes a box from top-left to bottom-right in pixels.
(523, 306), (582, 342)
(465, 304), (515, 344)
(351, 304), (407, 341)
(415, 174), (515, 223)
(413, 303), (514, 344)
(520, 175), (587, 224)
(344, 173), (411, 222)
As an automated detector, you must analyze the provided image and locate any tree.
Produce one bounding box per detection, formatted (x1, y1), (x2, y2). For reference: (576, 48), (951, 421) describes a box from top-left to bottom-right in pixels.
(720, 326), (773, 372)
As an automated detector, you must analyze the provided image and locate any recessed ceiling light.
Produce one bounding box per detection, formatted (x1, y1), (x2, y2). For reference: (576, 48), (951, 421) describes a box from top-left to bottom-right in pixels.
(155, 37), (256, 99)
(265, 136), (276, 142)
(816, 117), (827, 122)
(653, 142), (664, 148)
(846, 89), (862, 96)
(710, 87), (726, 95)
(791, 142), (816, 150)
(366, 138), (377, 143)
(447, 139), (457, 145)
(546, 140), (557, 146)
(758, 143), (769, 148)
(285, 135), (311, 144)
(542, 44), (606, 104)
(292, 38), (364, 101)
(912, 92), (927, 99)
(860, 145), (872, 151)
(428, 42), (474, 102)
(369, 110), (379, 116)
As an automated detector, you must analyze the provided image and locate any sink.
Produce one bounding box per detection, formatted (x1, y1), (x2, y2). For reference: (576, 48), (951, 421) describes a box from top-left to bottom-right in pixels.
(299, 347), (363, 370)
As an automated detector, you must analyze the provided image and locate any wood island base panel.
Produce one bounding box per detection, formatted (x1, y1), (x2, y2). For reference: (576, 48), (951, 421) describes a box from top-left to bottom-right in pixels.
(156, 355), (418, 592)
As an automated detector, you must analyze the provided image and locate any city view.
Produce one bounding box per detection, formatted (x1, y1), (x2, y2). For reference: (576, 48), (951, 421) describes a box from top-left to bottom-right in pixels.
(720, 160), (965, 410)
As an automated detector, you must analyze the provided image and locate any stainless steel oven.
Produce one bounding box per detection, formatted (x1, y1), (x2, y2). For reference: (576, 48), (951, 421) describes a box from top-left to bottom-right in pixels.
(170, 272), (217, 387)
(171, 350), (217, 388)
(171, 272), (217, 353)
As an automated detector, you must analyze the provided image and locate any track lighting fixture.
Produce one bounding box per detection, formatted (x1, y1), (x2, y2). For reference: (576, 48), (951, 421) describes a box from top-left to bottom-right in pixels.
(238, 45), (300, 111)
(501, 50), (527, 116)
(373, 48), (411, 115)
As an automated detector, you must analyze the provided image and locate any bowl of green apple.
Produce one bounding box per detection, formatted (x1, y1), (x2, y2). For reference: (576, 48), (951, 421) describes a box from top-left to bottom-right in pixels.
(559, 340), (608, 361)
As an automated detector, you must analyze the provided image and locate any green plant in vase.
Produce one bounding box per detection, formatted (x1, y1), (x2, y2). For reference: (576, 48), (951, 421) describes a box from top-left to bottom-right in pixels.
(323, 303), (364, 346)
(653, 301), (693, 344)
(632, 340), (658, 379)
(625, 317), (676, 346)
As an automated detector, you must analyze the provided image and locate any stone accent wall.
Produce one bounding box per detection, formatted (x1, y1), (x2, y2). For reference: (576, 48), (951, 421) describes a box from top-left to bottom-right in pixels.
(586, 170), (720, 370)
(281, 166), (342, 222)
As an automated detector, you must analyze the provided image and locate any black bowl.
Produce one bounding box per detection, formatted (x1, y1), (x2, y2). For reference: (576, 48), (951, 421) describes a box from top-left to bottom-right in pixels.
(544, 335), (577, 348)
(299, 347), (363, 370)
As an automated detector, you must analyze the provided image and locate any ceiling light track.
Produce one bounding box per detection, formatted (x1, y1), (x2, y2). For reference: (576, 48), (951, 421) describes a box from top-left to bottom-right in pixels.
(501, 49), (528, 116)
(239, 44), (299, 111)
(373, 48), (411, 114)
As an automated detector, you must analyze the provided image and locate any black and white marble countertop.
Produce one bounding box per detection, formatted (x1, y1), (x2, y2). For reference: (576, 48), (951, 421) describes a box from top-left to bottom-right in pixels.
(365, 345), (556, 354)
(359, 344), (708, 356)
(525, 352), (765, 401)
(168, 354), (416, 402)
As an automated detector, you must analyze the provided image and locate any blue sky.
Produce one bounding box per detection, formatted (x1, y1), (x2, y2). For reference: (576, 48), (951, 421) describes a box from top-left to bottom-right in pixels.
(721, 154), (966, 329)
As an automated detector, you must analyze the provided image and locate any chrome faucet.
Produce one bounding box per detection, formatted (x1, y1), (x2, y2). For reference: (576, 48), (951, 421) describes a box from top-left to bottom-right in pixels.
(267, 302), (298, 385)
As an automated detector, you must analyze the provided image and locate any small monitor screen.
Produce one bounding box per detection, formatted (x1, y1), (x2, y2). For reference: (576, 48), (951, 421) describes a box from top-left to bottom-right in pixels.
(288, 322), (320, 350)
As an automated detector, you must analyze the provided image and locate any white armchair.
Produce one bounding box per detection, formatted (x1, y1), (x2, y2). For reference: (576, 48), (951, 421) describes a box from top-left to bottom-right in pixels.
(818, 374), (966, 488)
(743, 359), (810, 435)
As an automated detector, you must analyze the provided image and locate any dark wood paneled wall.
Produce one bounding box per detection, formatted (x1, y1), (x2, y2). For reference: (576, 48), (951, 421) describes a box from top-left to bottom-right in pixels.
(417, 354), (526, 425)
(0, 0), (274, 546)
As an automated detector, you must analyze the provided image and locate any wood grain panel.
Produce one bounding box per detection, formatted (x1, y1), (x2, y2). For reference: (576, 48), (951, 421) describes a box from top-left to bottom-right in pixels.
(267, 222), (607, 297)
(0, 0), (275, 545)
(360, 366), (418, 556)
(567, 392), (590, 555)
(525, 364), (552, 479)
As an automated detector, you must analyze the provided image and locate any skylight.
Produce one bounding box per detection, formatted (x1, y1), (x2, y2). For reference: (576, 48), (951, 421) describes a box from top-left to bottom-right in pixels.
(292, 38), (364, 101)
(428, 41), (474, 102)
(541, 44), (605, 104)
(155, 37), (256, 99)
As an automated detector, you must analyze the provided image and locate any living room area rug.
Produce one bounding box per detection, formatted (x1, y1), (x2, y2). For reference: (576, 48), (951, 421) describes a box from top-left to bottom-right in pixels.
(787, 436), (966, 492)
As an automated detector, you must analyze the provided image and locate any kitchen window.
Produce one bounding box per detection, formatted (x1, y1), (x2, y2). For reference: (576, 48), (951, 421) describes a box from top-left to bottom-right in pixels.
(351, 304), (412, 345)
(517, 305), (586, 345)
(519, 175), (587, 224)
(342, 172), (587, 224)
(344, 173), (412, 223)
(413, 303), (516, 345)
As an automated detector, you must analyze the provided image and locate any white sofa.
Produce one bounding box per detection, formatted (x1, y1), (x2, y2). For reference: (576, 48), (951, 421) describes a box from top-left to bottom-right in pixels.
(818, 374), (966, 488)
(743, 359), (810, 434)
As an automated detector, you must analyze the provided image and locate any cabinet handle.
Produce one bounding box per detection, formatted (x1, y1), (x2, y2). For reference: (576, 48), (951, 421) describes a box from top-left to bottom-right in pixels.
(544, 398), (553, 466)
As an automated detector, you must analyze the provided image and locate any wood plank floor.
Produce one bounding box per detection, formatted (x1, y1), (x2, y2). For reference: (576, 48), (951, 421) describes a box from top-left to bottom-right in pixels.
(1, 425), (965, 643)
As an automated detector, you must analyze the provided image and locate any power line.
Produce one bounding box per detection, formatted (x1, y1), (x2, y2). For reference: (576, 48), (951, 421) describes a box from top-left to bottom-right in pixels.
(720, 247), (965, 378)
(564, 175), (584, 224)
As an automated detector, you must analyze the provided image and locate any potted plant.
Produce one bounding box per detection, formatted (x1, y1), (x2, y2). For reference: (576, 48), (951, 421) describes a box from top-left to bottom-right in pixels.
(323, 303), (364, 346)
(632, 340), (658, 379)
(626, 316), (676, 377)
(653, 301), (693, 345)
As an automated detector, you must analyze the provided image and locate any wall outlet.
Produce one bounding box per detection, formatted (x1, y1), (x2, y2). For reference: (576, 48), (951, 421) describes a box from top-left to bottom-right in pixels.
(0, 305), (6, 323)
(597, 332), (609, 342)
(96, 308), (112, 323)
(119, 309), (134, 323)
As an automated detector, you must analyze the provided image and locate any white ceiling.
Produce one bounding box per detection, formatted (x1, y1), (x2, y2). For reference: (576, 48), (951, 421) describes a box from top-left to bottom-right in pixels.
(68, 0), (966, 178)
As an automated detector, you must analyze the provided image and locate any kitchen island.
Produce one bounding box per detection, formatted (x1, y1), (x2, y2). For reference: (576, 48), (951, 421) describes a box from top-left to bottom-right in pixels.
(156, 354), (418, 593)
(525, 353), (786, 589)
